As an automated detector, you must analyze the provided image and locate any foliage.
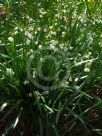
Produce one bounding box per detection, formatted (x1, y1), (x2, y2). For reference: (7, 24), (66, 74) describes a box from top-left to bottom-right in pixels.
(0, 0), (102, 136)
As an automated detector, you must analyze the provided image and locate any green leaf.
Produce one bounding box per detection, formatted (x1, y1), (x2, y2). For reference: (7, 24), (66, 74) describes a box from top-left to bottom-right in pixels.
(44, 104), (54, 113)
(0, 103), (8, 111)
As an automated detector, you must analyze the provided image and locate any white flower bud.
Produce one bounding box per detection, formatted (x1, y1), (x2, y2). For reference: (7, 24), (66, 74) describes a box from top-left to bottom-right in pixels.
(8, 37), (14, 42)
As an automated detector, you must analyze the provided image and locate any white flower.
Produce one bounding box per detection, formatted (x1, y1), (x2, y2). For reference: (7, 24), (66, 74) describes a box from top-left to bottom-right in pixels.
(47, 33), (51, 38)
(14, 27), (18, 30)
(6, 68), (14, 76)
(29, 18), (34, 23)
(77, 53), (81, 57)
(55, 13), (60, 19)
(63, 9), (67, 13)
(14, 31), (18, 35)
(39, 8), (47, 16)
(29, 26), (33, 31)
(28, 93), (32, 97)
(49, 26), (53, 29)
(50, 40), (58, 46)
(64, 47), (67, 51)
(35, 41), (38, 45)
(39, 14), (43, 18)
(62, 31), (66, 36)
(59, 43), (64, 49)
(50, 44), (58, 51)
(50, 44), (55, 49)
(8, 37), (14, 42)
(20, 28), (23, 32)
(35, 31), (37, 34)
(26, 39), (30, 45)
(0, 43), (5, 46)
(84, 67), (90, 72)
(37, 27), (41, 31)
(50, 31), (56, 36)
(38, 45), (42, 49)
(25, 31), (33, 39)
(23, 80), (29, 85)
(69, 46), (73, 50)
(44, 28), (48, 32)
(75, 78), (78, 82)
(33, 71), (36, 78)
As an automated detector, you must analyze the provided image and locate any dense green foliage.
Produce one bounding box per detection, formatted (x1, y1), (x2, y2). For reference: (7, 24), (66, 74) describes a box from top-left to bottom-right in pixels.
(0, 0), (102, 136)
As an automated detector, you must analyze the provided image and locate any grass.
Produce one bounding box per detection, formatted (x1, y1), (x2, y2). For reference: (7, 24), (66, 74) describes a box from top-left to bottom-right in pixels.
(0, 0), (102, 136)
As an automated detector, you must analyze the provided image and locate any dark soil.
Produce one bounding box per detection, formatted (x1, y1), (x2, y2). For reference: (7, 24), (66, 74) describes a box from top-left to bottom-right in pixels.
(0, 82), (102, 136)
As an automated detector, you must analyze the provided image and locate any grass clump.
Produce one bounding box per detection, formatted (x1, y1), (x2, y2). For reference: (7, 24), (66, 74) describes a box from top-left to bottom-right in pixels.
(0, 0), (102, 136)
